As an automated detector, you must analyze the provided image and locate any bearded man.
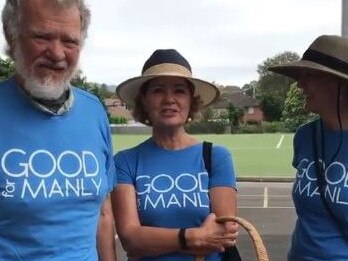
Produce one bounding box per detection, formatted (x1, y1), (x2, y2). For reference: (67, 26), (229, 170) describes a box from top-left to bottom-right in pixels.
(0, 1), (117, 260)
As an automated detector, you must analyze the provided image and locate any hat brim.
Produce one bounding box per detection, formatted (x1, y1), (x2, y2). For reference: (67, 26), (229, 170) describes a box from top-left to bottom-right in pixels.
(269, 60), (348, 82)
(116, 74), (220, 107)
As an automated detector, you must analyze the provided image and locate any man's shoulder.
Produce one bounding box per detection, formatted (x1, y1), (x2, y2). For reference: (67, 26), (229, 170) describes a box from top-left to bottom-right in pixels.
(71, 86), (102, 105)
(0, 77), (16, 95)
(0, 77), (14, 87)
(294, 119), (318, 141)
(297, 119), (317, 133)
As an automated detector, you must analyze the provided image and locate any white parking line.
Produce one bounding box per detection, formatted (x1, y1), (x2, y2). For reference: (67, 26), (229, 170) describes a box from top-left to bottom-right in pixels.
(238, 194), (263, 197)
(263, 187), (268, 208)
(276, 134), (285, 149)
(239, 195), (292, 198)
(238, 206), (294, 209)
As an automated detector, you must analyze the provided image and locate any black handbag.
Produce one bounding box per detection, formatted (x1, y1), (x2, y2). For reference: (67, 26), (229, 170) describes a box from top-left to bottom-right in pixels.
(222, 245), (242, 261)
(202, 141), (242, 261)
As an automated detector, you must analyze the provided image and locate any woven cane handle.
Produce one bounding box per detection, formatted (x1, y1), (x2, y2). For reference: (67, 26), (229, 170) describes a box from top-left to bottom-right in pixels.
(216, 216), (269, 261)
(194, 216), (269, 261)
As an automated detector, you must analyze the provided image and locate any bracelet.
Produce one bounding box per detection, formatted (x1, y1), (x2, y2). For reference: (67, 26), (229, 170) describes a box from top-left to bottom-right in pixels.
(178, 228), (188, 249)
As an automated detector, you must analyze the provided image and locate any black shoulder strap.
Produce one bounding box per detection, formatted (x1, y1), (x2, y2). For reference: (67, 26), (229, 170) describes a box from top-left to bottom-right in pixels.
(202, 141), (212, 176)
(202, 141), (242, 261)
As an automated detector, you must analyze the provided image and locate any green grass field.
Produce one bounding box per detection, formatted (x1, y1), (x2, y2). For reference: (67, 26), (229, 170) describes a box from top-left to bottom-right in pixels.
(112, 133), (295, 178)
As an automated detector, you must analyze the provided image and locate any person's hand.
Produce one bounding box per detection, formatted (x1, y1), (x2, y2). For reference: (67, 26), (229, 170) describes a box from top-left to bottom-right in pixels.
(184, 213), (238, 255)
(222, 220), (239, 248)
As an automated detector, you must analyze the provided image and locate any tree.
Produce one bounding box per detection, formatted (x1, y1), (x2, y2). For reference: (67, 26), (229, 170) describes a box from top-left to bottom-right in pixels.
(260, 93), (283, 121)
(0, 57), (15, 81)
(257, 51), (300, 77)
(256, 51), (300, 121)
(227, 103), (244, 129)
(71, 70), (110, 118)
(282, 83), (315, 132)
(72, 70), (113, 99)
(100, 83), (114, 98)
(242, 80), (258, 97)
(201, 107), (214, 122)
(71, 69), (88, 88)
(257, 51), (300, 99)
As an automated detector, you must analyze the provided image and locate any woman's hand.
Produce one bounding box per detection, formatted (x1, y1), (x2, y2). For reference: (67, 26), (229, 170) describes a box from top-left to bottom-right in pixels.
(183, 213), (238, 255)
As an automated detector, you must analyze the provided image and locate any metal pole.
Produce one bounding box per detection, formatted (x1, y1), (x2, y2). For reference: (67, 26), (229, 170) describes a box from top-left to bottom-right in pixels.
(342, 0), (348, 37)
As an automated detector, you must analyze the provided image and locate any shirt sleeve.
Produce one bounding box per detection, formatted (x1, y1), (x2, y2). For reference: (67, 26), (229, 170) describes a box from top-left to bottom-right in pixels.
(113, 150), (135, 185)
(105, 120), (117, 192)
(209, 145), (236, 189)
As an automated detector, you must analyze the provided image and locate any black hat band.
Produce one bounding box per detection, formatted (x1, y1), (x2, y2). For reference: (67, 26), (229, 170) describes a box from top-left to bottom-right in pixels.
(141, 49), (192, 74)
(303, 49), (348, 75)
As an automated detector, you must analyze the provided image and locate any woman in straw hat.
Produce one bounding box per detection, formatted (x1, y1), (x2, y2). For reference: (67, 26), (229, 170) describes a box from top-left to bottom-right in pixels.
(269, 35), (348, 260)
(111, 49), (239, 260)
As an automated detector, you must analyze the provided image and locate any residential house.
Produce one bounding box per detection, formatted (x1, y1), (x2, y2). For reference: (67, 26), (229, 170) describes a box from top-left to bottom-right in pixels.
(211, 86), (264, 123)
(104, 98), (133, 121)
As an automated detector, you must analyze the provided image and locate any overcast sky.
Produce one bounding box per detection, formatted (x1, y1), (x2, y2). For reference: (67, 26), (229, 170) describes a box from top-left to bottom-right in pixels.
(0, 0), (342, 88)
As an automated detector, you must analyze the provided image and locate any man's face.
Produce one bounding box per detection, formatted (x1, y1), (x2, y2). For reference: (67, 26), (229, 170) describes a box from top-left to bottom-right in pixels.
(13, 0), (82, 99)
(297, 69), (339, 115)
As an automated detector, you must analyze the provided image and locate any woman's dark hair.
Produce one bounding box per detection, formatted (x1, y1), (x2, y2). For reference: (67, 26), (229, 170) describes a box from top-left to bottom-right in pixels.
(132, 78), (203, 126)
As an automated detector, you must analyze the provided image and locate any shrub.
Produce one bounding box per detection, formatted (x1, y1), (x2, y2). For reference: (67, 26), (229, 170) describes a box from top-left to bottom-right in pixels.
(261, 121), (286, 133)
(110, 116), (127, 124)
(186, 121), (227, 134)
(237, 121), (286, 134)
(238, 123), (263, 134)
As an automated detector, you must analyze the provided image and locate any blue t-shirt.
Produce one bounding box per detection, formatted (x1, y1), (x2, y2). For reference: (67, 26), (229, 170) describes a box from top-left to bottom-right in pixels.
(115, 138), (236, 261)
(289, 119), (348, 261)
(0, 77), (117, 261)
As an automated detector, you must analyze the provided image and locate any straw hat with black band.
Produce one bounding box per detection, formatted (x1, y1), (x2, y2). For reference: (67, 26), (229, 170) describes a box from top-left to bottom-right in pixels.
(116, 49), (220, 108)
(268, 35), (348, 83)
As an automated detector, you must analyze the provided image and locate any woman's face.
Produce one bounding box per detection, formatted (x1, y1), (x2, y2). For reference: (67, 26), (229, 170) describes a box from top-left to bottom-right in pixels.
(297, 70), (339, 115)
(142, 76), (192, 129)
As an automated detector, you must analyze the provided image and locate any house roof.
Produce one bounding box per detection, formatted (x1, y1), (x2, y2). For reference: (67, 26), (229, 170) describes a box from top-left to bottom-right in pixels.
(104, 98), (123, 106)
(212, 87), (260, 108)
(108, 107), (133, 120)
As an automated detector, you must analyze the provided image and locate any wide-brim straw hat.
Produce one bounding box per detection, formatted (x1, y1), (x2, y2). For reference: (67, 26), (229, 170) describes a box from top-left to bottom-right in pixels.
(116, 49), (220, 107)
(268, 35), (348, 82)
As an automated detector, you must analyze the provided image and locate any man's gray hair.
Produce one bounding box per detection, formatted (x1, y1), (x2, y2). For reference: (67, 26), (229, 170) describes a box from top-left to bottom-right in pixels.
(2, 0), (91, 57)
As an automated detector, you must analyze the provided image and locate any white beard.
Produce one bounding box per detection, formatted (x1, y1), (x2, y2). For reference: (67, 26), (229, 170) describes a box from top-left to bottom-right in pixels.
(13, 44), (78, 100)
